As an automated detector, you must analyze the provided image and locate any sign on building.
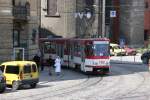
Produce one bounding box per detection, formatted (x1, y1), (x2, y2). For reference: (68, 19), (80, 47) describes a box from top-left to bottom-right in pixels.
(110, 10), (116, 18)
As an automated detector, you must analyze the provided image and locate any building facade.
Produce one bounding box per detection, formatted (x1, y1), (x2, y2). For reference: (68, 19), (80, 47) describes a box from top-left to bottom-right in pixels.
(0, 0), (40, 61)
(120, 0), (144, 47)
(40, 0), (76, 38)
(41, 0), (108, 39)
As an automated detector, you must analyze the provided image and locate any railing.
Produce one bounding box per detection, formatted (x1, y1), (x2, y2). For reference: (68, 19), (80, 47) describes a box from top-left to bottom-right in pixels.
(13, 5), (30, 20)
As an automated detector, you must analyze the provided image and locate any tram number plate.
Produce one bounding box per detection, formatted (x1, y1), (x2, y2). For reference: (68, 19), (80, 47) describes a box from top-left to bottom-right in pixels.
(86, 67), (92, 71)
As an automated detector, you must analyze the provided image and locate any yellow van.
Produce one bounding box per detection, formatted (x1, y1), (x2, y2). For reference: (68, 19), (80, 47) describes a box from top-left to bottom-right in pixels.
(0, 61), (39, 90)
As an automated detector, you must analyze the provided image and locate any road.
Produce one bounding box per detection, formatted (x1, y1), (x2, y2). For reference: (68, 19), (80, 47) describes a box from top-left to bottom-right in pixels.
(0, 63), (150, 100)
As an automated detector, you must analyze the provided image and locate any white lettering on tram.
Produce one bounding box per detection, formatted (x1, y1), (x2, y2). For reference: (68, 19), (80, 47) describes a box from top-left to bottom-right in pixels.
(85, 59), (110, 66)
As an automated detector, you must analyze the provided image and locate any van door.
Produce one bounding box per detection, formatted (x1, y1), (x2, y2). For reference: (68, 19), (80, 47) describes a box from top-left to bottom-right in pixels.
(31, 64), (39, 79)
(23, 64), (32, 80)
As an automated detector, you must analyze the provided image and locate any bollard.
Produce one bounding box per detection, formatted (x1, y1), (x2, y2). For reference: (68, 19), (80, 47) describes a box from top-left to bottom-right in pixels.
(149, 59), (150, 71)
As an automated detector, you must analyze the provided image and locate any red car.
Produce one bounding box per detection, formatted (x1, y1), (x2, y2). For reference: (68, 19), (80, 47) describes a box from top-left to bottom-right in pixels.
(124, 46), (137, 56)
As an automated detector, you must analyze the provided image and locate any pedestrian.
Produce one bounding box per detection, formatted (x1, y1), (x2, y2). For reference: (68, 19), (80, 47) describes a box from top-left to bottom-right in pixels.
(33, 54), (40, 71)
(40, 59), (44, 71)
(48, 55), (54, 75)
(54, 56), (61, 76)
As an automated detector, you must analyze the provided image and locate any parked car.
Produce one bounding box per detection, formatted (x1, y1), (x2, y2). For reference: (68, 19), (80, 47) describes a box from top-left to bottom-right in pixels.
(141, 51), (150, 64)
(0, 69), (6, 93)
(0, 61), (39, 91)
(123, 46), (137, 56)
(110, 43), (126, 56)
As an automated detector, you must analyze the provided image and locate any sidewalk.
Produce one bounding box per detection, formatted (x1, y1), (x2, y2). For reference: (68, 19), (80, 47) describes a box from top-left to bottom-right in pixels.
(110, 55), (143, 65)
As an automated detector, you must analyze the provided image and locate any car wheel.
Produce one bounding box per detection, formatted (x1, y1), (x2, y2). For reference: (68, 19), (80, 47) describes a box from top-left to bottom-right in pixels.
(30, 83), (37, 88)
(0, 86), (6, 93)
(142, 57), (149, 64)
(12, 81), (19, 91)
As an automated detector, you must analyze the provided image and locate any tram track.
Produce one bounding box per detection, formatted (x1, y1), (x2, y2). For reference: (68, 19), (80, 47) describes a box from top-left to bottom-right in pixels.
(101, 64), (147, 100)
(2, 64), (149, 100)
(35, 75), (103, 100)
(114, 69), (146, 100)
(10, 70), (103, 100)
(79, 64), (147, 100)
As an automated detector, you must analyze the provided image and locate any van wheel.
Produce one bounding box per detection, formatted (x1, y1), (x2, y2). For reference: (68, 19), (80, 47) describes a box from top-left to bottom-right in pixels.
(30, 83), (37, 88)
(0, 86), (6, 93)
(12, 81), (19, 91)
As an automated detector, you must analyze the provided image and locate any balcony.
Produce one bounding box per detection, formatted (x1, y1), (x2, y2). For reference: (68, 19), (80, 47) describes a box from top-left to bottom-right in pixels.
(13, 6), (30, 21)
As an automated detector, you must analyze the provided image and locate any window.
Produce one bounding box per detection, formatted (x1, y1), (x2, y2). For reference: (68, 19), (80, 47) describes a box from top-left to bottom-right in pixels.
(32, 64), (37, 72)
(24, 64), (31, 73)
(144, 30), (148, 41)
(93, 44), (109, 56)
(13, 30), (20, 47)
(145, 2), (149, 9)
(47, 0), (59, 17)
(12, 0), (15, 6)
(85, 44), (94, 56)
(6, 66), (19, 74)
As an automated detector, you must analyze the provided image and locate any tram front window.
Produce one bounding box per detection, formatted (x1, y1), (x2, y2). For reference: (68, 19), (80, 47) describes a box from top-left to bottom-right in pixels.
(93, 44), (109, 56)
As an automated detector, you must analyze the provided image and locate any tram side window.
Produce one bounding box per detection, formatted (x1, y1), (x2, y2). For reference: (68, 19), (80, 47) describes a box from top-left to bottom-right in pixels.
(74, 44), (81, 56)
(85, 44), (93, 56)
(44, 43), (56, 53)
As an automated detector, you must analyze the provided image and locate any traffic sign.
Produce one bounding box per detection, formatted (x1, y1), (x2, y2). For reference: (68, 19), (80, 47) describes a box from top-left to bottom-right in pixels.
(110, 10), (116, 17)
(119, 39), (125, 48)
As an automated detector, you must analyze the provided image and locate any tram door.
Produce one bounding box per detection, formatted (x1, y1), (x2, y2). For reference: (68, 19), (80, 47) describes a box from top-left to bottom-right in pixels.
(13, 48), (25, 60)
(56, 44), (64, 58)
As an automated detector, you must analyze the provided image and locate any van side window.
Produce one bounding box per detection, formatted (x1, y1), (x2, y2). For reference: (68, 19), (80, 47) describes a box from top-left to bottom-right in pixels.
(32, 64), (37, 72)
(0, 65), (5, 72)
(6, 65), (19, 74)
(24, 65), (31, 73)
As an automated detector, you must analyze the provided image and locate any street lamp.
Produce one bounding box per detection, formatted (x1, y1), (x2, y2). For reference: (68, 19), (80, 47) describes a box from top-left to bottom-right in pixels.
(93, 0), (106, 38)
(102, 0), (106, 38)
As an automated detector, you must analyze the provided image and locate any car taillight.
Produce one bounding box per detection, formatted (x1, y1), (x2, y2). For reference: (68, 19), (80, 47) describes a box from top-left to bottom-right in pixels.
(2, 76), (6, 82)
(20, 71), (23, 80)
(4, 76), (6, 81)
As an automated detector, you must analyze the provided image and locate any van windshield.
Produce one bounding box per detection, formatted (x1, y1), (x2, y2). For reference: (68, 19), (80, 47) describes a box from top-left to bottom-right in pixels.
(6, 65), (19, 74)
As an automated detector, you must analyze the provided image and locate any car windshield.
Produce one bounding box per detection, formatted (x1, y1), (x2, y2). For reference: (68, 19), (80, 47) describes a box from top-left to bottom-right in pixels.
(113, 45), (120, 49)
(5, 65), (19, 74)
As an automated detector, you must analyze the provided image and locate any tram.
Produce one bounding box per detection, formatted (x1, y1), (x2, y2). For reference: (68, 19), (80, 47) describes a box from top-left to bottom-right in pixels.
(39, 38), (110, 74)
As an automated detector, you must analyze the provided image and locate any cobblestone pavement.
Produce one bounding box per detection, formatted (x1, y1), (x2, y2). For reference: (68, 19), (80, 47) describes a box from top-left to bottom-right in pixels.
(0, 64), (150, 100)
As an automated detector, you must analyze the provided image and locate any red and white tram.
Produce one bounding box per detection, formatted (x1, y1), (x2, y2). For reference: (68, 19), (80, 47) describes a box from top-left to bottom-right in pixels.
(39, 38), (110, 74)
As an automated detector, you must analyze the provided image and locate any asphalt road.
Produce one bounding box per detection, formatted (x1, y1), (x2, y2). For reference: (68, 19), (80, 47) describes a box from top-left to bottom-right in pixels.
(0, 63), (150, 100)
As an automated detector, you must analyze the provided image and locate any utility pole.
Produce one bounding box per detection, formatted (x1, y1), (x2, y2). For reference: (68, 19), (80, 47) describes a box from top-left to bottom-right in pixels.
(102, 0), (105, 38)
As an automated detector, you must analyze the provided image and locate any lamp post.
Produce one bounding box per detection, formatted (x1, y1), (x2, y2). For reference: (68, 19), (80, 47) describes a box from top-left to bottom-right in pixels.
(93, 0), (105, 38)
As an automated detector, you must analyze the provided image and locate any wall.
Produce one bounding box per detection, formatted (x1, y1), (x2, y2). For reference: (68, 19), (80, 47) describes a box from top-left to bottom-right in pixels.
(120, 0), (144, 47)
(41, 0), (76, 38)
